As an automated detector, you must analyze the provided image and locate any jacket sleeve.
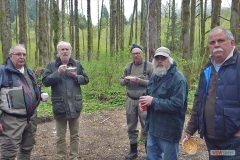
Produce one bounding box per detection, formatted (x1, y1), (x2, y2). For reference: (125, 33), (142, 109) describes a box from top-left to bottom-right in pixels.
(75, 62), (89, 85)
(185, 89), (199, 135)
(42, 62), (63, 87)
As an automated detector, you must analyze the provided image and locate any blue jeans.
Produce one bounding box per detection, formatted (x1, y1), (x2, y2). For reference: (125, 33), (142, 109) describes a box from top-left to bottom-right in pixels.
(146, 133), (179, 160)
(204, 136), (240, 160)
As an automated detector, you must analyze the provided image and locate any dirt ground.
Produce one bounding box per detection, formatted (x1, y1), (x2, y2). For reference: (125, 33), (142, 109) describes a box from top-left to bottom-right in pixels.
(31, 109), (209, 160)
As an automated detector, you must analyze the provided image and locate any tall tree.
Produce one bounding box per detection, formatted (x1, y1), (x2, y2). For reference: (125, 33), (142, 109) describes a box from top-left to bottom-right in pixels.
(189, 0), (196, 56)
(18, 0), (27, 48)
(87, 0), (93, 61)
(0, 0), (12, 61)
(171, 0), (177, 50)
(52, 0), (60, 56)
(38, 0), (49, 67)
(230, 0), (239, 44)
(180, 0), (190, 86)
(61, 0), (65, 40)
(211, 0), (221, 28)
(69, 0), (74, 58)
(143, 0), (160, 61)
(110, 0), (116, 56)
(74, 0), (80, 60)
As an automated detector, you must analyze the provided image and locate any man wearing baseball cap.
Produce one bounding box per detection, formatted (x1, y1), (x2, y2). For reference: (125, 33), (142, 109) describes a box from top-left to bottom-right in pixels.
(120, 44), (153, 160)
(139, 46), (188, 159)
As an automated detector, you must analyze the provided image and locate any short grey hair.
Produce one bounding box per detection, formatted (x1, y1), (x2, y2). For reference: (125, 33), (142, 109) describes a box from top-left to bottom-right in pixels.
(208, 26), (234, 41)
(9, 44), (26, 54)
(57, 41), (72, 50)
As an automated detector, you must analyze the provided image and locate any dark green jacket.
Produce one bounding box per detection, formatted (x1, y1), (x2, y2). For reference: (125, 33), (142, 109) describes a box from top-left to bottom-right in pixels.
(145, 62), (188, 142)
(42, 58), (89, 120)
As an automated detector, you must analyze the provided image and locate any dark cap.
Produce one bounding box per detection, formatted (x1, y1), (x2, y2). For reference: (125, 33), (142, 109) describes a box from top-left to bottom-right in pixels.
(130, 44), (142, 52)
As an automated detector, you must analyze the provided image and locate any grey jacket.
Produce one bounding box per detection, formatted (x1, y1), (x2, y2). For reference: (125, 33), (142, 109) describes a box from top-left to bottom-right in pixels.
(42, 58), (89, 120)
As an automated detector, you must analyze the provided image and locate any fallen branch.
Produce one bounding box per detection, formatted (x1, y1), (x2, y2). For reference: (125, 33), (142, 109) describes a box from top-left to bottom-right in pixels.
(100, 117), (111, 124)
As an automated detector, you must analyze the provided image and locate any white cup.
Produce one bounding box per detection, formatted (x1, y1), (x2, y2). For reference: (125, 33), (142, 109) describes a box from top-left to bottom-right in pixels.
(41, 93), (49, 102)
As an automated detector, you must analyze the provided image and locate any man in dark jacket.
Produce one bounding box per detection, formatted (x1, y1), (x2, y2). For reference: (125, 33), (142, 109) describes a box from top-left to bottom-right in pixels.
(42, 41), (89, 160)
(139, 47), (188, 159)
(183, 26), (240, 159)
(0, 44), (43, 159)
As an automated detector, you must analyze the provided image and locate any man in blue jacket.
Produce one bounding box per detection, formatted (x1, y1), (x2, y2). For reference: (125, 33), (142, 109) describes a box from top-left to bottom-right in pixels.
(0, 44), (43, 159)
(139, 46), (188, 159)
(183, 26), (240, 159)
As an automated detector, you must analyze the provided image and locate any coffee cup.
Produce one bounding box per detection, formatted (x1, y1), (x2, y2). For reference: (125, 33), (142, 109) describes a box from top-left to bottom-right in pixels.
(41, 93), (49, 102)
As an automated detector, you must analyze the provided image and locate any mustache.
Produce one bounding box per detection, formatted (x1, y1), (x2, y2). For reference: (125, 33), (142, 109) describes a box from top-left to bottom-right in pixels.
(213, 48), (224, 53)
(18, 59), (25, 62)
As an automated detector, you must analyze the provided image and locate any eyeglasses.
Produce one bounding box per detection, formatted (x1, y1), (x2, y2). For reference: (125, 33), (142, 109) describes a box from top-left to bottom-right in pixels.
(11, 53), (27, 57)
(132, 52), (141, 55)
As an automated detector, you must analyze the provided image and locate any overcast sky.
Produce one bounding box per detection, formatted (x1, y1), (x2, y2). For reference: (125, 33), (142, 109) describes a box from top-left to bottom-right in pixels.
(80, 0), (232, 25)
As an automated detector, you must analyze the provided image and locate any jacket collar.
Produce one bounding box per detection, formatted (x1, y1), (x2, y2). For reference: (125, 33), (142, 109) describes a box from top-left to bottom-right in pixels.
(55, 57), (76, 67)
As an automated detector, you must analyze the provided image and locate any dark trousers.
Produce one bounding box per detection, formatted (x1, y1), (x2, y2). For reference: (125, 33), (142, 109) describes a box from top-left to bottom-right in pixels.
(204, 136), (240, 160)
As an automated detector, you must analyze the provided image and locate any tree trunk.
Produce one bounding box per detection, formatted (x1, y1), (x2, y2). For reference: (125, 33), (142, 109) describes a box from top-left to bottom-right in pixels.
(75, 0), (80, 60)
(110, 0), (116, 56)
(18, 0), (27, 49)
(180, 0), (190, 87)
(189, 0), (196, 57)
(38, 0), (49, 67)
(211, 0), (221, 28)
(87, 0), (93, 61)
(0, 0), (12, 62)
(230, 0), (239, 44)
(62, 0), (65, 40)
(52, 0), (60, 56)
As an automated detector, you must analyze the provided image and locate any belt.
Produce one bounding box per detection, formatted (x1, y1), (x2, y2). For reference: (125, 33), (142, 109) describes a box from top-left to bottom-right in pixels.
(3, 111), (34, 118)
(127, 93), (139, 100)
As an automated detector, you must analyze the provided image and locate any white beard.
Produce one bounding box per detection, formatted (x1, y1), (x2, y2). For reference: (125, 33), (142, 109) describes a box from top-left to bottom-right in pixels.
(153, 67), (168, 77)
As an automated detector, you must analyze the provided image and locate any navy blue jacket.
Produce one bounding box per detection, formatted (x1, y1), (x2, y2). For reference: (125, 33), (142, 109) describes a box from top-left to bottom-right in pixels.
(197, 49), (240, 138)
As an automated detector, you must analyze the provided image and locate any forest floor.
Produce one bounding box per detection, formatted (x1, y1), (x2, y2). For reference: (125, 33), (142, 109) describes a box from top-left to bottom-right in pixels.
(31, 109), (209, 160)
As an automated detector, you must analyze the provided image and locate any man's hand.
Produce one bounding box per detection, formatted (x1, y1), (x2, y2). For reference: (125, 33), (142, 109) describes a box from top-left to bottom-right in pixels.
(67, 70), (77, 79)
(139, 95), (153, 107)
(182, 131), (192, 141)
(58, 65), (67, 73)
(0, 123), (4, 133)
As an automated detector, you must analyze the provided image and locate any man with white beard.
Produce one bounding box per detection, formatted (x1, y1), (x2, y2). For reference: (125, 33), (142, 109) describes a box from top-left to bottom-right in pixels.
(139, 47), (188, 160)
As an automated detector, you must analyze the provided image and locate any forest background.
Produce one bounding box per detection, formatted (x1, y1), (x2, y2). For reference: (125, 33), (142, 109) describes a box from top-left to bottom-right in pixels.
(0, 0), (239, 118)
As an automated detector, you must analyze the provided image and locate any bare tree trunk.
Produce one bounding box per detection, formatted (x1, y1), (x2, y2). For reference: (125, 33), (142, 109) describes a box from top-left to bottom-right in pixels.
(35, 0), (39, 66)
(52, 0), (60, 57)
(180, 0), (190, 87)
(80, 0), (85, 52)
(62, 0), (65, 40)
(38, 0), (49, 67)
(189, 0), (196, 57)
(211, 0), (221, 28)
(110, 0), (116, 56)
(18, 0), (27, 49)
(69, 0), (75, 58)
(15, 0), (18, 43)
(75, 0), (80, 60)
(171, 0), (176, 50)
(143, 0), (159, 61)
(97, 0), (105, 60)
(230, 0), (239, 44)
(0, 0), (12, 61)
(120, 0), (124, 51)
(134, 0), (138, 43)
(87, 0), (93, 61)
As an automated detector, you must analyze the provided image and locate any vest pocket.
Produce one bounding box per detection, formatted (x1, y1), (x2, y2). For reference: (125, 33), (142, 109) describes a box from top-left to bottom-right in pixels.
(224, 108), (240, 137)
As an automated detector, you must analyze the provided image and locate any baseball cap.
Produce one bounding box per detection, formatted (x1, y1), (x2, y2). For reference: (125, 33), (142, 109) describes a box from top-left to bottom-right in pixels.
(154, 47), (170, 58)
